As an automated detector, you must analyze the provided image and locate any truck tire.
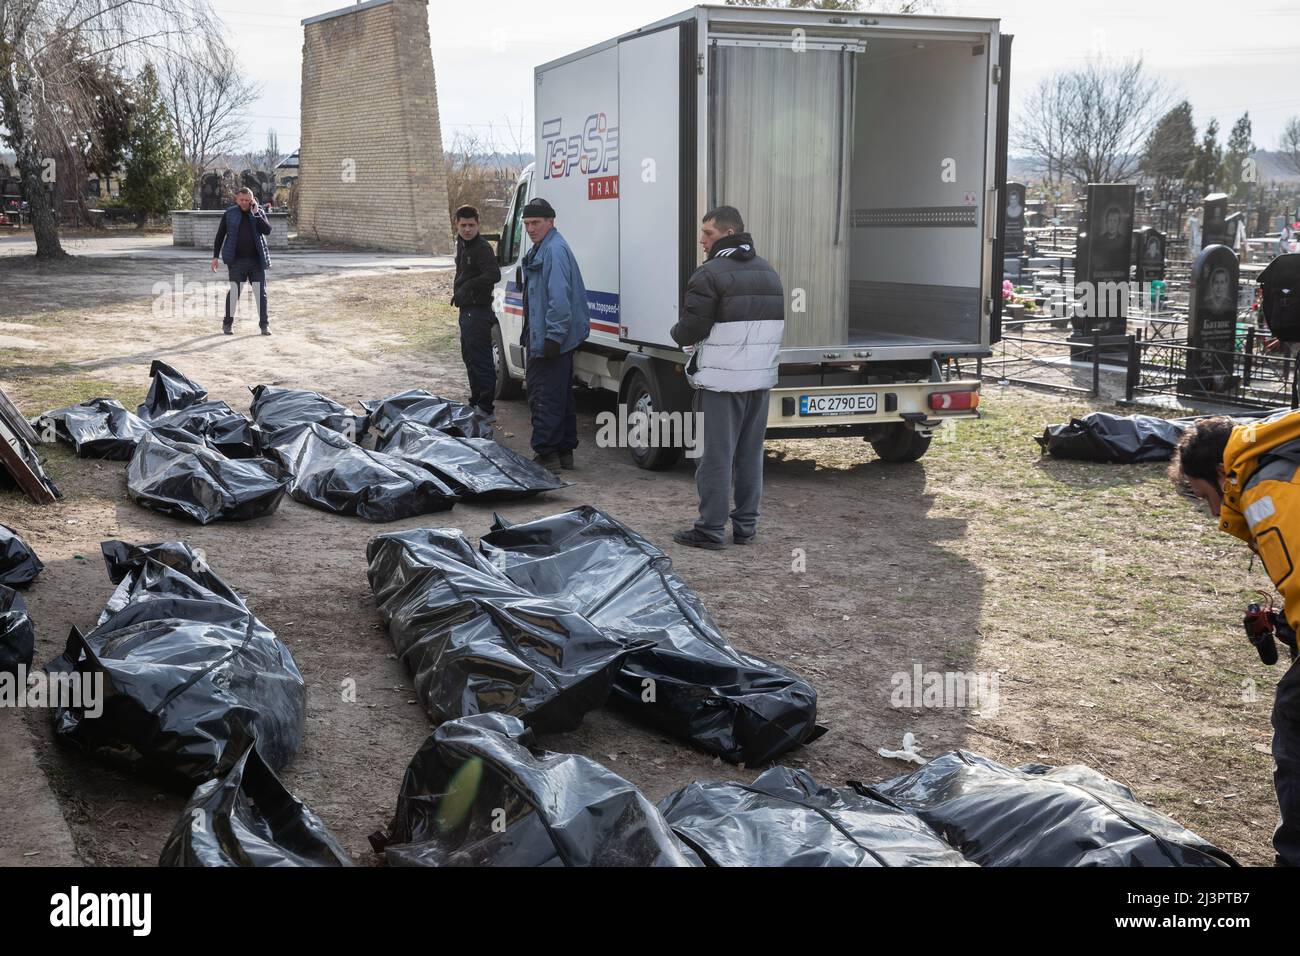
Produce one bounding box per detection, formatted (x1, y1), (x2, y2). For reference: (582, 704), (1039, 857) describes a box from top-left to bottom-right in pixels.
(624, 367), (684, 471)
(492, 322), (524, 400)
(870, 424), (932, 463)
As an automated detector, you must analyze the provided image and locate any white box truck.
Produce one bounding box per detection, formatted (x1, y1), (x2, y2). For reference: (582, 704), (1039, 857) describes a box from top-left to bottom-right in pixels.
(489, 4), (1013, 467)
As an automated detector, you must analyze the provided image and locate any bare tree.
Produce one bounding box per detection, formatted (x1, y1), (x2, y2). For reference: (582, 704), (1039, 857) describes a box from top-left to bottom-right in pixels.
(238, 128), (281, 175)
(0, 0), (215, 257)
(1282, 117), (1300, 177)
(1014, 72), (1075, 188)
(1014, 56), (1172, 187)
(444, 129), (525, 233)
(159, 38), (261, 207)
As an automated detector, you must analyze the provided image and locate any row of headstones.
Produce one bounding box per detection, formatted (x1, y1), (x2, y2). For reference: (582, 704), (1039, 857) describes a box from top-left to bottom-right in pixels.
(998, 184), (1242, 277)
(198, 171), (278, 210)
(1004, 182), (1243, 391)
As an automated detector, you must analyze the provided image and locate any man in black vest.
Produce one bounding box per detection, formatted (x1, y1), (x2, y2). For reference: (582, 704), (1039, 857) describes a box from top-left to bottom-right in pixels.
(452, 205), (502, 421)
(211, 187), (272, 335)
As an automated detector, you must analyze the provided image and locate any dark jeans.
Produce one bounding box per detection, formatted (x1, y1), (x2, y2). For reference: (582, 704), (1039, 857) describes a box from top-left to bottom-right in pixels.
(459, 305), (496, 413)
(226, 257), (268, 326)
(1274, 658), (1300, 864)
(525, 348), (577, 457)
(692, 387), (769, 543)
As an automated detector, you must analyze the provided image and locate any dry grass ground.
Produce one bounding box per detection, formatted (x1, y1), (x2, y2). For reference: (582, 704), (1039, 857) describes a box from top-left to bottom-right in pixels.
(0, 251), (1283, 865)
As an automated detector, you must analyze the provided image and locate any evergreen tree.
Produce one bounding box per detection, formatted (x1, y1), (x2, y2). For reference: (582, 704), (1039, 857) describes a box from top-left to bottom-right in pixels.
(1185, 117), (1222, 195)
(121, 65), (191, 222)
(1141, 101), (1196, 204)
(1220, 112), (1255, 201)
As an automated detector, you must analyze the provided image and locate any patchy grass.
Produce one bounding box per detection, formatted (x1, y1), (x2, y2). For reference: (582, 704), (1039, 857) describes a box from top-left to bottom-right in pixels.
(0, 368), (144, 418)
(324, 271), (460, 356)
(921, 391), (1281, 862)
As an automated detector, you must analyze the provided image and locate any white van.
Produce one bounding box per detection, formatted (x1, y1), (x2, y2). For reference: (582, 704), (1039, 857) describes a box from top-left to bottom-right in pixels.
(490, 4), (1012, 468)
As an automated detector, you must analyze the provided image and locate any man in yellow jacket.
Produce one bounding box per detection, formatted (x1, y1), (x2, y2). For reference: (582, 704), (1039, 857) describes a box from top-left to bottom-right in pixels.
(1173, 408), (1300, 864)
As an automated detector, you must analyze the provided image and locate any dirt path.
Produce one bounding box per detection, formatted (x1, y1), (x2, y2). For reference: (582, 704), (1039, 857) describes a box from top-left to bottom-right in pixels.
(0, 249), (1281, 865)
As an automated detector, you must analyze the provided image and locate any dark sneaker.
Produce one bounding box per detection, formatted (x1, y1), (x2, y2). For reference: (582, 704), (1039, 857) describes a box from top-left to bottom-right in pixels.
(733, 531), (757, 545)
(260, 325), (271, 336)
(559, 450), (574, 470)
(222, 320), (233, 335)
(474, 405), (497, 423)
(673, 529), (726, 551)
(533, 453), (561, 475)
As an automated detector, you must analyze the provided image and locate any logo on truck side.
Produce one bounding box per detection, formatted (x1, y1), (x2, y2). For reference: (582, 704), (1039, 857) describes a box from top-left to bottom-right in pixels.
(541, 113), (619, 182)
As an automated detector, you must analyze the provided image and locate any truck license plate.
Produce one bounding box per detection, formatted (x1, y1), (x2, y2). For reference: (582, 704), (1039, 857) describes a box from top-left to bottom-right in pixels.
(799, 393), (877, 416)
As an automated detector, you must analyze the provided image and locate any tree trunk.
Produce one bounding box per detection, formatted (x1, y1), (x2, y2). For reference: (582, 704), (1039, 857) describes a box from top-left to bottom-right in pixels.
(8, 79), (67, 258)
(17, 146), (66, 258)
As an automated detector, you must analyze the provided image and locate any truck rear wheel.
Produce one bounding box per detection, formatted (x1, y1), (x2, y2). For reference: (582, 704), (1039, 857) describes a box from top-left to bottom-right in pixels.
(870, 424), (932, 463)
(624, 367), (684, 471)
(492, 322), (524, 400)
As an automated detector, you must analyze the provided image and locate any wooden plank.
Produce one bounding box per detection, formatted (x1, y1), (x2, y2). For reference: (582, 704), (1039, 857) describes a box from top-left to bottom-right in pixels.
(0, 385), (59, 504)
(0, 383), (39, 446)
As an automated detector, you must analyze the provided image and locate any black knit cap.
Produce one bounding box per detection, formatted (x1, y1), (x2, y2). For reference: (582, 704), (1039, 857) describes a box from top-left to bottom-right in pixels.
(522, 198), (556, 219)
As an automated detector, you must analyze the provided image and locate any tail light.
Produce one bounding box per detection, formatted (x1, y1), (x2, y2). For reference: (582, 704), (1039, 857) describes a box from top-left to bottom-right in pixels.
(928, 390), (979, 411)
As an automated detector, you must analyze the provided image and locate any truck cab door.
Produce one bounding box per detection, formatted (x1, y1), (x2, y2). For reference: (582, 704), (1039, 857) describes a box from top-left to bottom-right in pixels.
(494, 169), (533, 376)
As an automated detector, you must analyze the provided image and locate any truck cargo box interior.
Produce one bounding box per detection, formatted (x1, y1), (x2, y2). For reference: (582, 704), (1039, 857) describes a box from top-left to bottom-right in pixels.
(709, 33), (988, 352)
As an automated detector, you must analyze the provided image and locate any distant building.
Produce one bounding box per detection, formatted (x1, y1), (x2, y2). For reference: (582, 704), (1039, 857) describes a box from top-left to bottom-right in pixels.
(274, 151), (300, 188)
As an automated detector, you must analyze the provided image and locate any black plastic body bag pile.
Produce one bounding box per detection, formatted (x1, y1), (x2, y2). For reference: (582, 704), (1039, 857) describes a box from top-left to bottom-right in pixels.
(1036, 410), (1281, 464)
(127, 429), (288, 525)
(376, 420), (564, 498)
(366, 528), (640, 733)
(0, 587), (34, 675)
(658, 766), (974, 867)
(477, 506), (824, 765)
(367, 723), (1233, 867)
(266, 422), (458, 521)
(249, 384), (368, 438)
(361, 389), (494, 439)
(138, 361), (263, 457)
(371, 713), (697, 867)
(36, 398), (150, 460)
(864, 750), (1236, 867)
(36, 361), (262, 465)
(0, 523), (43, 587)
(45, 541), (306, 789)
(137, 359), (209, 419)
(160, 730), (351, 867)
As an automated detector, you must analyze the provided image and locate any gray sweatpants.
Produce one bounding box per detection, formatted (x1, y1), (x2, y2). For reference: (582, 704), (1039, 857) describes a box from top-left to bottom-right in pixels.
(692, 387), (770, 543)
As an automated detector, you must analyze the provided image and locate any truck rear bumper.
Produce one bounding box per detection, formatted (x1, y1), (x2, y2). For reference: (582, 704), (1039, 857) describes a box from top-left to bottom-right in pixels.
(764, 380), (981, 434)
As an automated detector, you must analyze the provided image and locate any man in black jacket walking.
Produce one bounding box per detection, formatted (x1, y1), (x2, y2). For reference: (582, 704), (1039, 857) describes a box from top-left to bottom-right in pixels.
(668, 206), (785, 550)
(452, 205), (503, 421)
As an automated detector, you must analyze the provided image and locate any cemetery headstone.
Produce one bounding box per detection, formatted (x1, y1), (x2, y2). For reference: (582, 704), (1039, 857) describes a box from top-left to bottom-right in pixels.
(1225, 211), (1246, 253)
(1004, 182), (1026, 257)
(1071, 183), (1136, 353)
(199, 173), (225, 210)
(1137, 227), (1166, 286)
(1202, 192), (1229, 248)
(1182, 244), (1240, 393)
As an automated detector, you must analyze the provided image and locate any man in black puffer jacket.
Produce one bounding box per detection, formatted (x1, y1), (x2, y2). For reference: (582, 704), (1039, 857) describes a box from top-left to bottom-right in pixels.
(669, 205), (785, 550)
(451, 205), (503, 421)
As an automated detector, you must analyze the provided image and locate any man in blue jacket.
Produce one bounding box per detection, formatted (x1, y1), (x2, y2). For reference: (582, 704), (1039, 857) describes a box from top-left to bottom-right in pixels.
(211, 187), (272, 336)
(520, 198), (589, 473)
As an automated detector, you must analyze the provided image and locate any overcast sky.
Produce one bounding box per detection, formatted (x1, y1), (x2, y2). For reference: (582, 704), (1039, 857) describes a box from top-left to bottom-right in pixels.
(214, 0), (1300, 156)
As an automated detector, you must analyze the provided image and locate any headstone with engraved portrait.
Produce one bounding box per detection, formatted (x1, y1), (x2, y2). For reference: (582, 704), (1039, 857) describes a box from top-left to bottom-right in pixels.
(1182, 245), (1240, 392)
(1004, 182), (1026, 257)
(1137, 227), (1166, 285)
(1202, 193), (1229, 248)
(1071, 183), (1136, 345)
